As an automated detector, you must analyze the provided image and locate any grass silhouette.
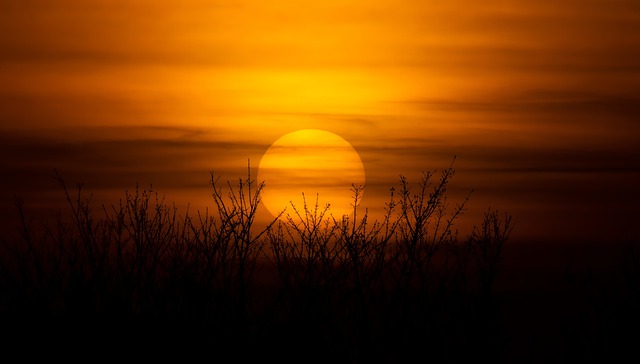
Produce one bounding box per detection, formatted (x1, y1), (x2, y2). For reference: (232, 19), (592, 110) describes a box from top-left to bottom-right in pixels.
(1, 160), (517, 362)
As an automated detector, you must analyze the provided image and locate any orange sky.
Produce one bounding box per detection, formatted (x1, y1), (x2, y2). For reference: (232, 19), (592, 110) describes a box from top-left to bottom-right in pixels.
(1, 0), (639, 243)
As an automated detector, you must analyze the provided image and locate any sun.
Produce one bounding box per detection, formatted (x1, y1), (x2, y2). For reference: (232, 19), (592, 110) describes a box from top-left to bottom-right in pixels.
(257, 129), (365, 219)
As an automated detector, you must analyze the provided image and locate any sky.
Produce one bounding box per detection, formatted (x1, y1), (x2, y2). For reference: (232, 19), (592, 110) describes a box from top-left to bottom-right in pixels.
(1, 0), (639, 244)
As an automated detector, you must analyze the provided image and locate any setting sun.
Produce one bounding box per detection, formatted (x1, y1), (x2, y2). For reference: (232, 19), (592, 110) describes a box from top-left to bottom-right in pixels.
(257, 129), (365, 219)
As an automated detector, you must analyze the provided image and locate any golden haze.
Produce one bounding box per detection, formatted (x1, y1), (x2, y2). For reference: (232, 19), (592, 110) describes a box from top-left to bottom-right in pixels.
(0, 1), (639, 242)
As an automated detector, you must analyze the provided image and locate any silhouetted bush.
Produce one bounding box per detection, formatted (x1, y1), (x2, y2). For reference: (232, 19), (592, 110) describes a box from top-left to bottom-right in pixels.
(0, 161), (514, 362)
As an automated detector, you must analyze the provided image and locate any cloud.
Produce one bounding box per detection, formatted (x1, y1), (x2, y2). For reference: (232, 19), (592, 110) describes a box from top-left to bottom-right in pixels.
(0, 126), (266, 192)
(408, 91), (640, 120)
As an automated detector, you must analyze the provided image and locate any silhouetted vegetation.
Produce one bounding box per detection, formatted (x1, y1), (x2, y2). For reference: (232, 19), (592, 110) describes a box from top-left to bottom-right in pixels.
(1, 161), (516, 362)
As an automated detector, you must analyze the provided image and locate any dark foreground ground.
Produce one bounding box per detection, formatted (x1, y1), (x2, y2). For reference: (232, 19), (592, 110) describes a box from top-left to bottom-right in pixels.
(1, 238), (638, 363)
(494, 239), (639, 363)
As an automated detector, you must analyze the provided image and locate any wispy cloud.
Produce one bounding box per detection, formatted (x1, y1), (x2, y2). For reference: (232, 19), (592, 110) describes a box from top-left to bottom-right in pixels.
(0, 126), (265, 191)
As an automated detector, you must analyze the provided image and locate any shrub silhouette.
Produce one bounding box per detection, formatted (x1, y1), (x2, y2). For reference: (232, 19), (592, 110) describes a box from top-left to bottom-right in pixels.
(0, 160), (514, 362)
